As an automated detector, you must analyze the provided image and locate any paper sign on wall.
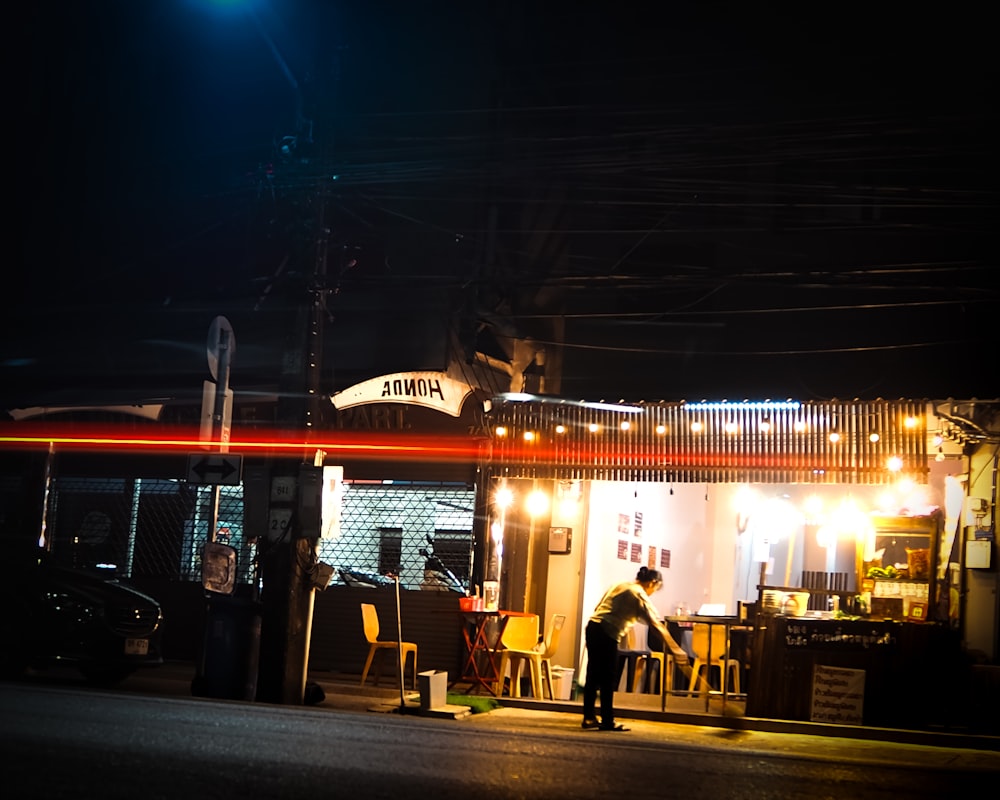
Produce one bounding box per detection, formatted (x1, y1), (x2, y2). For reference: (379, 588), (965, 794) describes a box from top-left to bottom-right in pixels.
(811, 665), (865, 725)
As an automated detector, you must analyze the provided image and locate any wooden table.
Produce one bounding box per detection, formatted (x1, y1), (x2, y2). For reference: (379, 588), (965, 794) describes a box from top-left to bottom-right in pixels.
(451, 610), (511, 696)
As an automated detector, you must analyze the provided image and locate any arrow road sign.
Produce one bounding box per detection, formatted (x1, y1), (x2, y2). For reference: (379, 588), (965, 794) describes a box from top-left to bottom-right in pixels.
(186, 454), (243, 485)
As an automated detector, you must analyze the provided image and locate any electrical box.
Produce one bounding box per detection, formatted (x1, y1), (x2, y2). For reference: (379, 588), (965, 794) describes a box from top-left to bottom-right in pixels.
(297, 464), (324, 538)
(548, 526), (572, 554)
(966, 540), (992, 569)
(964, 497), (990, 525)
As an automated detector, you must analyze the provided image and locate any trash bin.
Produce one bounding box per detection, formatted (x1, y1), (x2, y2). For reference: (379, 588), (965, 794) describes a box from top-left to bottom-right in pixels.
(418, 670), (448, 710)
(551, 666), (575, 700)
(192, 593), (262, 701)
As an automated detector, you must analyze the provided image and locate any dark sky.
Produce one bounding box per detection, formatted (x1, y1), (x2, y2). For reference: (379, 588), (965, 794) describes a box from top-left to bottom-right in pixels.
(8, 1), (999, 410)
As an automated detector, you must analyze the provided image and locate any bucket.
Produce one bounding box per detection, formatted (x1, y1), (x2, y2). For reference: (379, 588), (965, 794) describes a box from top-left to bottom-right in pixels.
(551, 667), (575, 700)
(782, 591), (810, 617)
(459, 596), (477, 612)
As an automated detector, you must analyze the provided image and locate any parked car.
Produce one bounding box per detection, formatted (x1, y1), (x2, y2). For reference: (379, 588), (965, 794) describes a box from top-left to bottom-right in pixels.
(0, 545), (163, 685)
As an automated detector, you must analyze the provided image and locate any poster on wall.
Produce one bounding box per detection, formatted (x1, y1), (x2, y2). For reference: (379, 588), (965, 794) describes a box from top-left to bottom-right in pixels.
(634, 511), (643, 537)
(618, 513), (630, 536)
(647, 546), (656, 569)
(660, 549), (671, 569)
(630, 543), (642, 563)
(617, 539), (628, 559)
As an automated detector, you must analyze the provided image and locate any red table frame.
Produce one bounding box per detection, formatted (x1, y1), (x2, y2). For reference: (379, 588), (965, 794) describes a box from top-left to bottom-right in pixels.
(451, 610), (513, 696)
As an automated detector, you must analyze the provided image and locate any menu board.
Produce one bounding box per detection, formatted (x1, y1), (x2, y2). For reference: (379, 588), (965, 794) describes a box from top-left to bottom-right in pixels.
(811, 665), (865, 725)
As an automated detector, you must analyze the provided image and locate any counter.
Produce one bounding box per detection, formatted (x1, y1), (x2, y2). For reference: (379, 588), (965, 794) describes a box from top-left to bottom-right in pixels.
(746, 615), (966, 729)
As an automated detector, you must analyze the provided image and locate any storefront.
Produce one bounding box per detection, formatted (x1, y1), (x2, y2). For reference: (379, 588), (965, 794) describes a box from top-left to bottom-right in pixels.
(480, 395), (998, 729)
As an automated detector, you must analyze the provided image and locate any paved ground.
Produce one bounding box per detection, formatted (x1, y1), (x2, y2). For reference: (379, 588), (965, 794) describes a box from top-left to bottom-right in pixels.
(121, 661), (1000, 761)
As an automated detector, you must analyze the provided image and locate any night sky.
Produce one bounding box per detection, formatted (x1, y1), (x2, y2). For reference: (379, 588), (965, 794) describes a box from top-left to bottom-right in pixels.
(9, 1), (999, 411)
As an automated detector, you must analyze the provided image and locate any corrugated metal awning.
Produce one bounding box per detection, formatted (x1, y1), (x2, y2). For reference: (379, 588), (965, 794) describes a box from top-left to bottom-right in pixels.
(485, 397), (930, 484)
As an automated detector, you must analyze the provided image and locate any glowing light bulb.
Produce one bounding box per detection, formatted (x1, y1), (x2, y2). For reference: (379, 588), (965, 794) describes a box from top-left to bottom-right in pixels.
(526, 489), (549, 516)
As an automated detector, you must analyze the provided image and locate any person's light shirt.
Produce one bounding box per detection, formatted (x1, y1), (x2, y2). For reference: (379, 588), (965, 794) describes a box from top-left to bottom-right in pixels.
(589, 582), (661, 643)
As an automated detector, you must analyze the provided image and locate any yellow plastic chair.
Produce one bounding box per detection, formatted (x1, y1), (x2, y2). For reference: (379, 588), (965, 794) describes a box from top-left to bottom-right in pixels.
(496, 612), (539, 697)
(500, 613), (566, 700)
(687, 622), (740, 696)
(360, 602), (418, 689)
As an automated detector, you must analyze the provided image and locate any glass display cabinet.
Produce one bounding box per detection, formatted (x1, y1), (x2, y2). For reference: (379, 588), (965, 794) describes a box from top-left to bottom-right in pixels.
(862, 512), (942, 622)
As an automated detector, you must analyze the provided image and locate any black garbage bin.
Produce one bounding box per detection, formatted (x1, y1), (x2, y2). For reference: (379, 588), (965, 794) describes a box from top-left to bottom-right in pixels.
(192, 593), (262, 701)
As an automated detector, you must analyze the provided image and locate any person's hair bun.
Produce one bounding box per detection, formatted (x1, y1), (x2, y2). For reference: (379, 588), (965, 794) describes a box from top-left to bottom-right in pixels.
(637, 566), (662, 583)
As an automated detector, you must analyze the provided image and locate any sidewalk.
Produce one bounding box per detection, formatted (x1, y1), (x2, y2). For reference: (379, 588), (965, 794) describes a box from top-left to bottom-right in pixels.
(134, 661), (1000, 755)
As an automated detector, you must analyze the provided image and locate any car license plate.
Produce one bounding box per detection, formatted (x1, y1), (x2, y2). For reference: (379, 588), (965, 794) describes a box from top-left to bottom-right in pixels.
(125, 638), (148, 656)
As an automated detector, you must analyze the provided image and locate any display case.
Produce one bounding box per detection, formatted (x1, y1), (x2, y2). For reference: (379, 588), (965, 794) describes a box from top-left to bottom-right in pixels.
(862, 512), (942, 622)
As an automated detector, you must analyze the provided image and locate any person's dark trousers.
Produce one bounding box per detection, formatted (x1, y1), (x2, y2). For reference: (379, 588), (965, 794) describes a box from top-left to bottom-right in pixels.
(583, 620), (618, 725)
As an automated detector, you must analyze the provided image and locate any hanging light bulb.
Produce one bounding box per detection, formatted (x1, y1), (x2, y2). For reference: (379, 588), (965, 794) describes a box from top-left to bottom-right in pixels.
(935, 447), (945, 463)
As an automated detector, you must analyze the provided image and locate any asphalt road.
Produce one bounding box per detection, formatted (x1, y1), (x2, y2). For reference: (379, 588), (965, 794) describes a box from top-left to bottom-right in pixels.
(2, 680), (996, 800)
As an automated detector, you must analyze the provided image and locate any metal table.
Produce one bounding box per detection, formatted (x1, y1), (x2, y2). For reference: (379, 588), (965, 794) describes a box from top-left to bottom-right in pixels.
(664, 614), (742, 713)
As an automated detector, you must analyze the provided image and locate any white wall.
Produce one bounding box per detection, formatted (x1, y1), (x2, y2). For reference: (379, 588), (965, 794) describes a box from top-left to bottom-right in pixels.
(549, 478), (951, 677)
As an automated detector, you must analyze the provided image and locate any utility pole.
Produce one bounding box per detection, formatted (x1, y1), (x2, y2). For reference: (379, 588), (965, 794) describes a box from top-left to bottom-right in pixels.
(256, 186), (329, 705)
(245, 7), (335, 705)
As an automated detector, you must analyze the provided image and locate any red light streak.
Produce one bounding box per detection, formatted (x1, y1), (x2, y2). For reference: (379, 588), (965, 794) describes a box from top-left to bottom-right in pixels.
(0, 422), (916, 475)
(0, 423), (486, 462)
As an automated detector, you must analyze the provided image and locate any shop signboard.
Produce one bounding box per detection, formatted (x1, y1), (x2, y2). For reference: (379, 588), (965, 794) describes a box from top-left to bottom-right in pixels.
(783, 620), (898, 651)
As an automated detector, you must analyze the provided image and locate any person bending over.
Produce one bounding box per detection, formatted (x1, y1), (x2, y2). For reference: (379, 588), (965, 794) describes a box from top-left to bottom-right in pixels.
(582, 566), (688, 731)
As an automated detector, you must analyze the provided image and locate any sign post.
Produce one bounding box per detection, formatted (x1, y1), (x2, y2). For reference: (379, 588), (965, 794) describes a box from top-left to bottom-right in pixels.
(196, 316), (236, 542)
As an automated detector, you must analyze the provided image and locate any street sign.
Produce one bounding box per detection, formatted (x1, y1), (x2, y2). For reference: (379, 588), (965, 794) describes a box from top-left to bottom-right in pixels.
(186, 453), (243, 485)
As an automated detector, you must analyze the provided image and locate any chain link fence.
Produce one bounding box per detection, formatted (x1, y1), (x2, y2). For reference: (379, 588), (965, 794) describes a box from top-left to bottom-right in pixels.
(43, 477), (253, 584)
(39, 476), (475, 594)
(317, 482), (475, 592)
